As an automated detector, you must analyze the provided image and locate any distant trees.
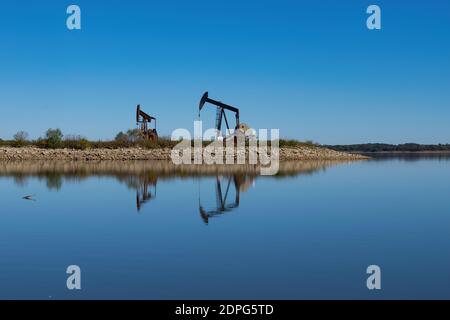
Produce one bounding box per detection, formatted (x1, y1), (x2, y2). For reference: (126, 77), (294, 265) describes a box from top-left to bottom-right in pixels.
(327, 143), (450, 152)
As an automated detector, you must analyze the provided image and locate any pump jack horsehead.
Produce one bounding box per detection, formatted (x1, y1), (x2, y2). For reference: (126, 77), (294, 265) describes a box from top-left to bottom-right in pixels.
(198, 91), (254, 140)
(136, 104), (158, 141)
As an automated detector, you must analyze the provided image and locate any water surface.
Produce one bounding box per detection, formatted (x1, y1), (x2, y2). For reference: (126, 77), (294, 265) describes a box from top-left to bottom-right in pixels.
(0, 157), (449, 299)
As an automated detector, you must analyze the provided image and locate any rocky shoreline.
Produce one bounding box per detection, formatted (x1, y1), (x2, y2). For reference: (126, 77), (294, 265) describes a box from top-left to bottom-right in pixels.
(0, 146), (368, 161)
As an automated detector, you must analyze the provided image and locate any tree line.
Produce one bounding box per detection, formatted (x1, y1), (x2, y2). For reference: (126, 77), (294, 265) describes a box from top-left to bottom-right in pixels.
(326, 143), (450, 152)
(0, 129), (176, 149)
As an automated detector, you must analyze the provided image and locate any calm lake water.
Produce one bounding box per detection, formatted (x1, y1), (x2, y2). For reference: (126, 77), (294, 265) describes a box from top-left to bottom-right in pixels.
(0, 156), (449, 299)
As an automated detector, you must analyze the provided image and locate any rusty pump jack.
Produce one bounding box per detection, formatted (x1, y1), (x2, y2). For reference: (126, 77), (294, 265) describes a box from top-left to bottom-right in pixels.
(136, 104), (158, 141)
(199, 92), (240, 137)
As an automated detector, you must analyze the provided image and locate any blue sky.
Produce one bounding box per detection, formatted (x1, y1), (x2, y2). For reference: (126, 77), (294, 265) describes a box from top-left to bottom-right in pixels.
(0, 0), (449, 144)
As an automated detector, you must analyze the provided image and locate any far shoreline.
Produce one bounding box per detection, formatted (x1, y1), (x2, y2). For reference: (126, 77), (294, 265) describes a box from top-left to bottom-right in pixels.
(355, 150), (450, 154)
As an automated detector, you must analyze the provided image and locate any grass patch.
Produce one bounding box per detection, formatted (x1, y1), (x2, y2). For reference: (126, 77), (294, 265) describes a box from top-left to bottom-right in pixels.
(277, 139), (319, 148)
(1, 130), (321, 150)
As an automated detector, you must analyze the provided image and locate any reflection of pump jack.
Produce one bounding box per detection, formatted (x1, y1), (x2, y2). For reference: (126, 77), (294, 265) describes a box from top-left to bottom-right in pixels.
(136, 177), (157, 212)
(199, 175), (253, 224)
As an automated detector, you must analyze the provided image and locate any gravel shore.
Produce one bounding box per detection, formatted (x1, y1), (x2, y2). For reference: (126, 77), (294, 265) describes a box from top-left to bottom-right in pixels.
(0, 146), (368, 161)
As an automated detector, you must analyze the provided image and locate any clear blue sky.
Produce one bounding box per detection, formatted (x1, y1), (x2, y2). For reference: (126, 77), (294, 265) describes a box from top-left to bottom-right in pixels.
(0, 0), (449, 144)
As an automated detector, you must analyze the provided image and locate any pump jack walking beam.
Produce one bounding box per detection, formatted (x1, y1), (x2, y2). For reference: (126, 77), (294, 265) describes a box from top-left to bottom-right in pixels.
(199, 92), (240, 132)
(136, 105), (156, 128)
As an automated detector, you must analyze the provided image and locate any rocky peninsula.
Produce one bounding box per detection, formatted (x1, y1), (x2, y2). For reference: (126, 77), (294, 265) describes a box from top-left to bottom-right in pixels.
(0, 146), (368, 161)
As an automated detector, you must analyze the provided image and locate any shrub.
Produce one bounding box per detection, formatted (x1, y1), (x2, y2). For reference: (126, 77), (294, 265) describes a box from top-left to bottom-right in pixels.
(63, 135), (90, 150)
(115, 131), (128, 142)
(278, 139), (317, 148)
(126, 129), (142, 143)
(13, 131), (29, 147)
(13, 131), (28, 142)
(45, 128), (63, 149)
(35, 138), (48, 149)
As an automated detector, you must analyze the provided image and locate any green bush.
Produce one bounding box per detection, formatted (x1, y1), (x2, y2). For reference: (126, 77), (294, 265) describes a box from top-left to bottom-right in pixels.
(45, 128), (63, 149)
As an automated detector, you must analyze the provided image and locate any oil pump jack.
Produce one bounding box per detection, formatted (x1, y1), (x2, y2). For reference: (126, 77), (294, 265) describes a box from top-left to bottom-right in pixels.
(199, 92), (241, 138)
(136, 104), (158, 141)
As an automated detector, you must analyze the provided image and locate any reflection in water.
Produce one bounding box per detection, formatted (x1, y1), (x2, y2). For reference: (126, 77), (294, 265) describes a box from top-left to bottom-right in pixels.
(2, 158), (450, 300)
(22, 194), (36, 201)
(361, 152), (450, 162)
(199, 175), (253, 224)
(0, 160), (354, 220)
(136, 176), (157, 212)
